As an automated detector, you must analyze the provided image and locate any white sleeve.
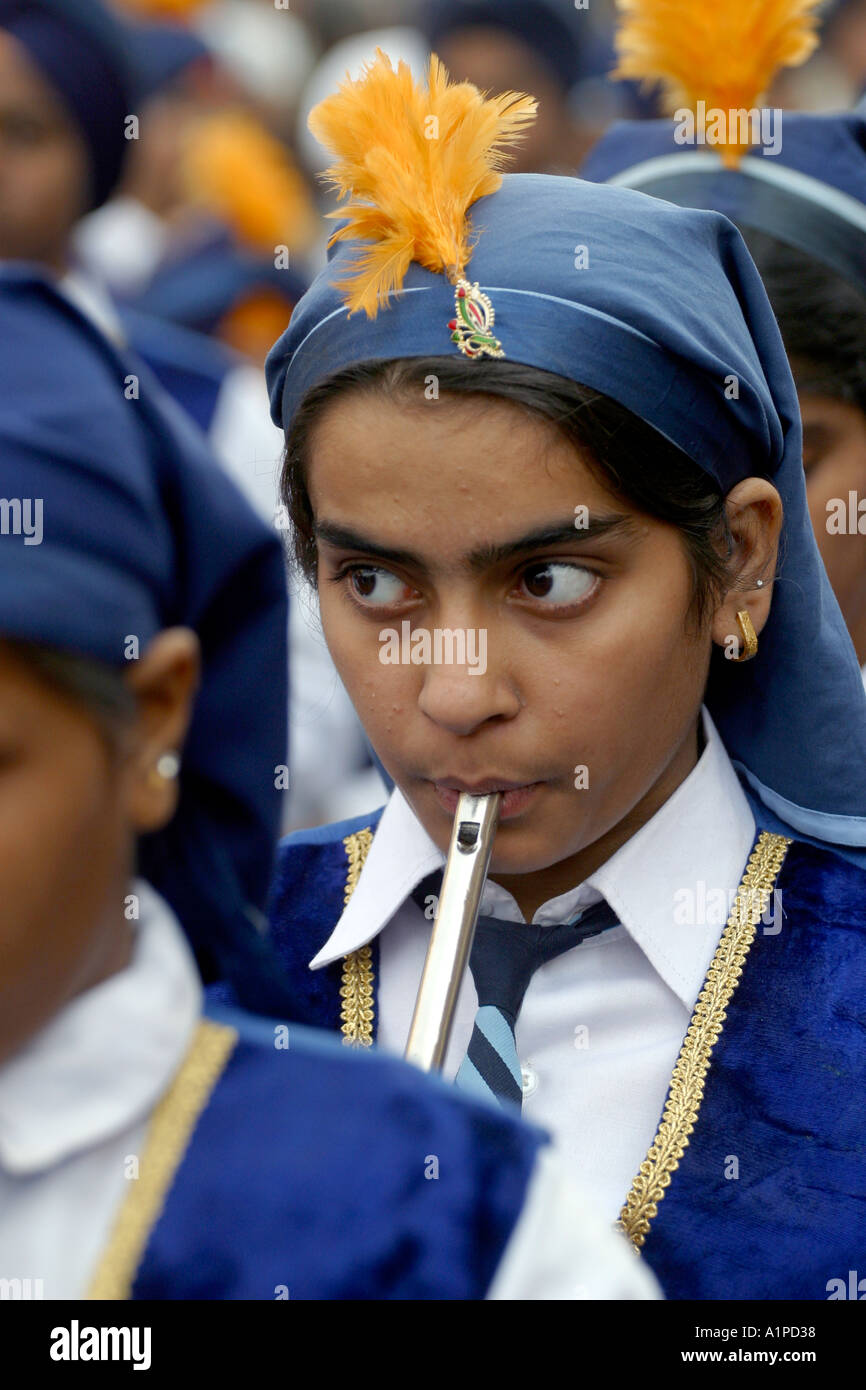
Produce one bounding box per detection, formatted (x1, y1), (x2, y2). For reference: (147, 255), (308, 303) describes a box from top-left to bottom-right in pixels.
(208, 364), (284, 523)
(486, 1145), (663, 1301)
(285, 585), (379, 827)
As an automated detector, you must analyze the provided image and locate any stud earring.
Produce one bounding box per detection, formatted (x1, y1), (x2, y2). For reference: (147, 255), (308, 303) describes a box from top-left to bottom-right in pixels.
(755, 579), (764, 588)
(732, 610), (758, 662)
(149, 751), (180, 786)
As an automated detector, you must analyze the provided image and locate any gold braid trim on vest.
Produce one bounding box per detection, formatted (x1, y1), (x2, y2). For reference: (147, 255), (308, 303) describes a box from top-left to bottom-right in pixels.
(334, 821), (792, 1253)
(339, 828), (375, 1046)
(619, 831), (791, 1250)
(86, 1018), (237, 1299)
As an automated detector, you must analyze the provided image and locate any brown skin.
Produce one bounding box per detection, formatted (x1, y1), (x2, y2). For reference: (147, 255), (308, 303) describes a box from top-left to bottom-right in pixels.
(0, 32), (91, 270)
(307, 392), (782, 921)
(119, 59), (240, 221)
(120, 92), (194, 221)
(0, 629), (199, 1067)
(827, 0), (866, 89)
(434, 30), (585, 173)
(801, 392), (866, 666)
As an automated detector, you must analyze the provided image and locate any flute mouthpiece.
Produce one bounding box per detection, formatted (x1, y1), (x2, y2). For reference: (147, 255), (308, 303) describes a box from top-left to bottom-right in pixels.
(457, 820), (481, 850)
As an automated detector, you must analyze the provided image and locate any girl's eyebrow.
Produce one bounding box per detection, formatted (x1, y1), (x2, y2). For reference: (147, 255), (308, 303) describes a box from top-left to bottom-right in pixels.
(467, 515), (638, 572)
(315, 514), (637, 575)
(316, 522), (421, 570)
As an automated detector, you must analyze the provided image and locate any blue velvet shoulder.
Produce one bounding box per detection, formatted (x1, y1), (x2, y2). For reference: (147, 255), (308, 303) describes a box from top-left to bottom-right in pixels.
(133, 1001), (545, 1301)
(265, 808), (385, 1030)
(646, 837), (866, 1299)
(120, 307), (237, 434)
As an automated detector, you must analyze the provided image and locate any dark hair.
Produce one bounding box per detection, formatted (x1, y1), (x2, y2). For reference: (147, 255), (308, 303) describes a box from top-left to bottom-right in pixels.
(740, 228), (866, 417)
(281, 356), (746, 626)
(2, 639), (135, 746)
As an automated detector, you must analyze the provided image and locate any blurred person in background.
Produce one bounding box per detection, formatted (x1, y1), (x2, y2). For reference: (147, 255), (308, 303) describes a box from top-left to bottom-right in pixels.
(580, 4), (866, 684)
(95, 0), (320, 371)
(112, 1), (387, 829)
(0, 0), (285, 514)
(738, 233), (866, 685)
(771, 0), (866, 108)
(123, 103), (315, 373)
(420, 0), (592, 170)
(824, 0), (866, 98)
(74, 17), (226, 301)
(0, 0), (383, 828)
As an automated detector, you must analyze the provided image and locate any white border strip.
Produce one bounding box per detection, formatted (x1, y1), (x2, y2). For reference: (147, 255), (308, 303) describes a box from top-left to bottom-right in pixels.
(606, 151), (866, 232)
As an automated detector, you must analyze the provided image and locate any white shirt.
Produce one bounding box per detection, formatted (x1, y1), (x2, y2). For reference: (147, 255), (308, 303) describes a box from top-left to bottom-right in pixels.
(0, 881), (202, 1299)
(74, 198), (171, 300)
(0, 888), (657, 1301)
(311, 707), (757, 1222)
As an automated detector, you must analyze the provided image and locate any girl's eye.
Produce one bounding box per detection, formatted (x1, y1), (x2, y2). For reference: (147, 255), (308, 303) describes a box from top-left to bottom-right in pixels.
(348, 566), (415, 606)
(519, 562), (597, 606)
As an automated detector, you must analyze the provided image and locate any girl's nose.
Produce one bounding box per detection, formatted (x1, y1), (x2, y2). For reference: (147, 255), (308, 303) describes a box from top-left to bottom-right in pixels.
(416, 629), (521, 736)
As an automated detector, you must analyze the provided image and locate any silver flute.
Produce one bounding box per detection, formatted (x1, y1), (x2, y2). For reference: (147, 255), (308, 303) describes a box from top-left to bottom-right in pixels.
(404, 792), (502, 1072)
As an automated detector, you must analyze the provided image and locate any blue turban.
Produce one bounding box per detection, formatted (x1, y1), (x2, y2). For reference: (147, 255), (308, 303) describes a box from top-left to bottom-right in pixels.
(135, 230), (310, 338)
(0, 268), (292, 1011)
(0, 0), (138, 210)
(129, 20), (210, 100)
(579, 106), (866, 293)
(265, 171), (866, 856)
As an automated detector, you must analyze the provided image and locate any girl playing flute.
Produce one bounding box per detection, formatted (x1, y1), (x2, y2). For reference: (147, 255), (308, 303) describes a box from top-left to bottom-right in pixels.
(266, 50), (866, 1301)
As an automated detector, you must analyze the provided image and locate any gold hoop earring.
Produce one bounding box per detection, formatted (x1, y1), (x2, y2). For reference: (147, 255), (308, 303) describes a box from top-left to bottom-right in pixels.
(732, 610), (758, 663)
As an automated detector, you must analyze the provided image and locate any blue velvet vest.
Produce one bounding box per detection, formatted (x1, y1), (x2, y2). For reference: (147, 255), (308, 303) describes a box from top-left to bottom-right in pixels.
(266, 805), (866, 1300)
(94, 1001), (544, 1300)
(120, 307), (236, 435)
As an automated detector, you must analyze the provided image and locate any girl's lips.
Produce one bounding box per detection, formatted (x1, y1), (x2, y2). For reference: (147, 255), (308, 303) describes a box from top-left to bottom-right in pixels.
(432, 781), (543, 819)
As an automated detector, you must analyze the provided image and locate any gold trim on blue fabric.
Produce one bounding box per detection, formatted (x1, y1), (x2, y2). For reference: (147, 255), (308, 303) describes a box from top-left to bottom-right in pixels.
(335, 823), (792, 1254)
(340, 829), (375, 1046)
(619, 830), (792, 1250)
(86, 1018), (237, 1299)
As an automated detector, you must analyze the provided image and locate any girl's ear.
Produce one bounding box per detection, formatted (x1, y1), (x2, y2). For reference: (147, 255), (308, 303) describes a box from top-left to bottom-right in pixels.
(710, 478), (783, 655)
(122, 628), (201, 834)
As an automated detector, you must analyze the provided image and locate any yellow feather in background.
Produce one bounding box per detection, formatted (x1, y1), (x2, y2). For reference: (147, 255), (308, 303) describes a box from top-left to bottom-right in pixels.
(613, 0), (822, 167)
(308, 49), (538, 318)
(114, 0), (211, 16)
(182, 108), (318, 256)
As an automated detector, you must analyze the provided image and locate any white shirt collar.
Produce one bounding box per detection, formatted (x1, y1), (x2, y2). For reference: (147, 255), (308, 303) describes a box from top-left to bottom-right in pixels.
(309, 788), (447, 967)
(0, 880), (202, 1174)
(59, 268), (126, 347)
(310, 709), (756, 1011)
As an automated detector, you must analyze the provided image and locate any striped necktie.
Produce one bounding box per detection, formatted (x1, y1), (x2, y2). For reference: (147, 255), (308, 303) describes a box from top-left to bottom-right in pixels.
(412, 875), (618, 1109)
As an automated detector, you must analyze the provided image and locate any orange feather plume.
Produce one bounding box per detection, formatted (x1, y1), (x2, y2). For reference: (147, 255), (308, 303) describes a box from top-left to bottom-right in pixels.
(114, 0), (211, 16)
(612, 0), (822, 167)
(308, 49), (537, 318)
(182, 108), (318, 256)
